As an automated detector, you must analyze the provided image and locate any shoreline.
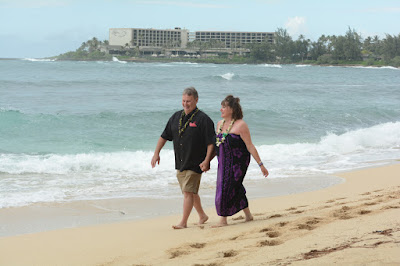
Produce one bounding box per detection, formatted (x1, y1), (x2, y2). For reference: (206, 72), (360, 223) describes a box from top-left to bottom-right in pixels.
(0, 173), (343, 237)
(2, 57), (399, 68)
(0, 163), (399, 265)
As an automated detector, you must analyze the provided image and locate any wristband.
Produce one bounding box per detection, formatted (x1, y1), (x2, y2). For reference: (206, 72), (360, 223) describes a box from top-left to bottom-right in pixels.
(258, 161), (263, 167)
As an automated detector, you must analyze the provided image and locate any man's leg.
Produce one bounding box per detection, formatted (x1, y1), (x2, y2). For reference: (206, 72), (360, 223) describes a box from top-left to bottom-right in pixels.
(193, 194), (208, 224)
(173, 191), (194, 229)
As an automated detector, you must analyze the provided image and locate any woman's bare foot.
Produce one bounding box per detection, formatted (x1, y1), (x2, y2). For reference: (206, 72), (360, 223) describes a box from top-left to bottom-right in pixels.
(172, 224), (187, 229)
(243, 208), (253, 222)
(211, 223), (228, 228)
(245, 215), (254, 222)
(211, 217), (228, 228)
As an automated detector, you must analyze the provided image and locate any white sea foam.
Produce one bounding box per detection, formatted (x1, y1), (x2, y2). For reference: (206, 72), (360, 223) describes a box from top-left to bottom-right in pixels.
(22, 58), (55, 62)
(171, 62), (198, 65)
(112, 57), (127, 64)
(296, 64), (311, 67)
(380, 66), (399, 70)
(254, 121), (400, 178)
(1, 122), (399, 208)
(348, 65), (399, 70)
(221, 73), (234, 80)
(262, 64), (282, 68)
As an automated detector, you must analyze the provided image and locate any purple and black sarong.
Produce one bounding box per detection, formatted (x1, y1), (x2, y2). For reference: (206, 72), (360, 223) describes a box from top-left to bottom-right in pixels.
(215, 133), (251, 216)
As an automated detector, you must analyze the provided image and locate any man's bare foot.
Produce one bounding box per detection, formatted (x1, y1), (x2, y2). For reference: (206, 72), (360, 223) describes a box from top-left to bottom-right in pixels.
(198, 215), (209, 225)
(211, 223), (228, 228)
(172, 224), (187, 229)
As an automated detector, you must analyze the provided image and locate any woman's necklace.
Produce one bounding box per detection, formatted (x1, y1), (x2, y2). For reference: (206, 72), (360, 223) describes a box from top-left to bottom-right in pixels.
(216, 119), (235, 147)
(178, 108), (199, 136)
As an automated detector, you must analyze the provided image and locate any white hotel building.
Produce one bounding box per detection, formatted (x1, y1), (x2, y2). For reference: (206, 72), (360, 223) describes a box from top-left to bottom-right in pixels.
(108, 27), (274, 54)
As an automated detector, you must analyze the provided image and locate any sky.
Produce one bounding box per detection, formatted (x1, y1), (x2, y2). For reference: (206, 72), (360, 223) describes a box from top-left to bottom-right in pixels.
(1, 0), (399, 58)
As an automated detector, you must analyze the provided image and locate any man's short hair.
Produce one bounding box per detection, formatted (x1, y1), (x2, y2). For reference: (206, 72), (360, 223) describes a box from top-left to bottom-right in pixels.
(183, 87), (198, 99)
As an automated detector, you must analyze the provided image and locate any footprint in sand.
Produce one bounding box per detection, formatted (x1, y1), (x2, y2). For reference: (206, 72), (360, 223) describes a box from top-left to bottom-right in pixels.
(192, 263), (221, 266)
(268, 214), (283, 219)
(373, 229), (394, 236)
(169, 242), (206, 259)
(218, 250), (238, 258)
(232, 215), (245, 221)
(266, 231), (280, 238)
(381, 205), (400, 210)
(277, 221), (289, 227)
(364, 201), (378, 206)
(332, 206), (353, 220)
(335, 197), (347, 201)
(258, 240), (282, 247)
(359, 210), (372, 215)
(190, 243), (206, 249)
(259, 227), (273, 233)
(168, 250), (188, 259)
(297, 224), (315, 230)
(294, 218), (321, 231)
(306, 217), (321, 225)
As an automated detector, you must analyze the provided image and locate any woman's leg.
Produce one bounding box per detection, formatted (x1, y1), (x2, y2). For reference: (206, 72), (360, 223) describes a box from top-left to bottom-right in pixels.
(243, 207), (253, 222)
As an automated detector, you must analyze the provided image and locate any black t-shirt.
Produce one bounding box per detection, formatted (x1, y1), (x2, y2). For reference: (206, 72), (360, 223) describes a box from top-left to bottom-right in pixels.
(161, 108), (215, 173)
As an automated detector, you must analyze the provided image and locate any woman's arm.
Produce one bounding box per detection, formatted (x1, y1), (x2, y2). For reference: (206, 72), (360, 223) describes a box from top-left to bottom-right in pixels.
(239, 121), (269, 177)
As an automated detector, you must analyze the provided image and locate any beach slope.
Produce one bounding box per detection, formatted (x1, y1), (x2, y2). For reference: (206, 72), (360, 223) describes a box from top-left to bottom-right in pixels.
(0, 164), (399, 265)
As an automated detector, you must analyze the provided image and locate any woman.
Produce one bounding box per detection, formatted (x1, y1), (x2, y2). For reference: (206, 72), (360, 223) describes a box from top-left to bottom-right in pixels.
(214, 95), (269, 227)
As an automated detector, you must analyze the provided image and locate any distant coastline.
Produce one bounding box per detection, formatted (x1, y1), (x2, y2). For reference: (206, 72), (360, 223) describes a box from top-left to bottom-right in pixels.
(3, 57), (399, 69)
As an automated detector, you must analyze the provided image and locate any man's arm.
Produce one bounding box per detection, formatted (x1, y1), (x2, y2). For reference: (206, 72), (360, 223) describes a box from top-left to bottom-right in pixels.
(151, 137), (167, 168)
(199, 143), (214, 172)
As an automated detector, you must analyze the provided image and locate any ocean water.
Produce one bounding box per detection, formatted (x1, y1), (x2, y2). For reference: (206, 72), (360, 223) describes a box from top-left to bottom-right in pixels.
(1, 58), (400, 208)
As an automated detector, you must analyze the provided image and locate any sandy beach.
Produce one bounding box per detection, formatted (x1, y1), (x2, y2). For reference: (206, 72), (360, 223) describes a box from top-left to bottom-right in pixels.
(0, 163), (399, 265)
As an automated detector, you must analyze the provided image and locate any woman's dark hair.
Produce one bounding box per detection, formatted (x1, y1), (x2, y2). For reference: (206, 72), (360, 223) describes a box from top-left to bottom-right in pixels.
(221, 95), (243, 120)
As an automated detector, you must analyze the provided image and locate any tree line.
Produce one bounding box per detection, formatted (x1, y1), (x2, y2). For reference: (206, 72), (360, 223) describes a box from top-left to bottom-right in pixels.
(55, 29), (400, 66)
(249, 27), (400, 66)
(56, 37), (112, 60)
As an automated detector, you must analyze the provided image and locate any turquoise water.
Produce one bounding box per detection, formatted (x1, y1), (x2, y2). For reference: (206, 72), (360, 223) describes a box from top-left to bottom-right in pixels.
(1, 59), (400, 208)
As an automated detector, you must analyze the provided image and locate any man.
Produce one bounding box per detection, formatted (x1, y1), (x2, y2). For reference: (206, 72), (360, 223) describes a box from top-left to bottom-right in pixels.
(151, 87), (215, 229)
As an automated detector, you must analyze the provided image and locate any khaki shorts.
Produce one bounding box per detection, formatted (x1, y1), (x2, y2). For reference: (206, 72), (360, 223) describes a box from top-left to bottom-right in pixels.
(176, 170), (202, 194)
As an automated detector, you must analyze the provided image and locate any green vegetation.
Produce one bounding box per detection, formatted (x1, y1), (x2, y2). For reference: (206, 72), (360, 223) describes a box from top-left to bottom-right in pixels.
(248, 27), (400, 67)
(56, 37), (112, 61)
(55, 28), (400, 67)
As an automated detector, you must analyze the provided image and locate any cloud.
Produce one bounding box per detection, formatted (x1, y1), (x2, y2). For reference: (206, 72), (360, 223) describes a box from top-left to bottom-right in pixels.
(136, 1), (230, 9)
(360, 7), (400, 13)
(285, 16), (307, 37)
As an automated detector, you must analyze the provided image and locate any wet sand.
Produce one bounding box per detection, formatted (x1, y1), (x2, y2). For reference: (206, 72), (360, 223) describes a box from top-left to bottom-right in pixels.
(0, 163), (399, 265)
(0, 174), (342, 237)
